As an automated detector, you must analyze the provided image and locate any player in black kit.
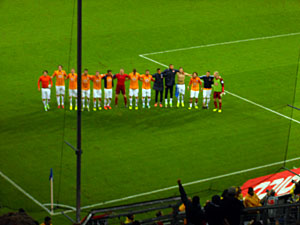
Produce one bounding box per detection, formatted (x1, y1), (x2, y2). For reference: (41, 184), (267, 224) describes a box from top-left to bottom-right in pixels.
(199, 71), (214, 109)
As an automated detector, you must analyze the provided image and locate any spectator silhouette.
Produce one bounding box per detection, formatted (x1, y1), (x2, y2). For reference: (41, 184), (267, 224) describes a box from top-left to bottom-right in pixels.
(177, 179), (205, 225)
(220, 187), (244, 225)
(204, 195), (224, 225)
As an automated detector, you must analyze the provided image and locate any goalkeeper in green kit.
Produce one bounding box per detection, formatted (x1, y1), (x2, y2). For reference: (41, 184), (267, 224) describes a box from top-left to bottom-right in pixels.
(212, 71), (225, 113)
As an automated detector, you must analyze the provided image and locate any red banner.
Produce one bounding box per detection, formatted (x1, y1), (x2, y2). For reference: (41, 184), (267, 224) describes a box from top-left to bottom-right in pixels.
(241, 168), (300, 199)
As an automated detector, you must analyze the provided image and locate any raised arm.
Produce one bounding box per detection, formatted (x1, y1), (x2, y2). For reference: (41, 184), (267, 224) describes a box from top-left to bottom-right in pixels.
(184, 72), (192, 77)
(177, 180), (188, 204)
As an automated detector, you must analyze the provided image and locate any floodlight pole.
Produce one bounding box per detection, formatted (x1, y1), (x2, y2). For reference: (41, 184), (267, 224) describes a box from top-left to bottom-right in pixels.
(76, 0), (82, 223)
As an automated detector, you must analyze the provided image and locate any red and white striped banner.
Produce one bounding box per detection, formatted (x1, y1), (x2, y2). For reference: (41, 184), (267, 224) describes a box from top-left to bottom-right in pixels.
(241, 168), (300, 199)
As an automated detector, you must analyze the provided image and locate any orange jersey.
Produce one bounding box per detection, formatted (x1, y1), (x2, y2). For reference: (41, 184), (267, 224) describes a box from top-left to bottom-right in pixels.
(128, 72), (140, 89)
(140, 75), (153, 89)
(38, 75), (53, 89)
(52, 70), (67, 86)
(104, 75), (113, 89)
(67, 73), (77, 90)
(91, 75), (104, 90)
(81, 74), (92, 90)
(189, 77), (202, 91)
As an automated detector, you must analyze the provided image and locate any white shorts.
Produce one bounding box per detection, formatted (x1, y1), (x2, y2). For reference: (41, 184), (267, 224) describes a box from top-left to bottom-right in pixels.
(82, 90), (90, 98)
(177, 84), (185, 95)
(142, 89), (151, 98)
(190, 90), (199, 98)
(93, 89), (102, 98)
(69, 89), (77, 97)
(104, 89), (113, 99)
(129, 89), (139, 97)
(41, 88), (51, 100)
(56, 86), (65, 95)
(203, 89), (212, 98)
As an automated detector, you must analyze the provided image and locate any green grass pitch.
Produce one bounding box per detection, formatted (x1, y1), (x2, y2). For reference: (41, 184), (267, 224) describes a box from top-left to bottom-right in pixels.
(1, 0), (300, 224)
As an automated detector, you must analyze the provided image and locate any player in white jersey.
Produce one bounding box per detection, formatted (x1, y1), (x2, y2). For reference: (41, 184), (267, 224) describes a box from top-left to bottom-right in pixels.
(175, 67), (191, 107)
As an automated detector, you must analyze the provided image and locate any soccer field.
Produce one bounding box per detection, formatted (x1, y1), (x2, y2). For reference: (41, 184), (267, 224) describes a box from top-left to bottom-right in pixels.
(1, 0), (300, 224)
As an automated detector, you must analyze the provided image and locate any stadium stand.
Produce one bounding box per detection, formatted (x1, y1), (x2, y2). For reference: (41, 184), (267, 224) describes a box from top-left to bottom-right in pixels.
(81, 181), (300, 225)
(0, 210), (39, 225)
(2, 181), (300, 224)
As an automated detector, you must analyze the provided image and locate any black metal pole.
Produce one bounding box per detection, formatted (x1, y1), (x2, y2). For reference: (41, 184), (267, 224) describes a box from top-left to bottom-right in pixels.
(283, 46), (300, 168)
(76, 0), (82, 223)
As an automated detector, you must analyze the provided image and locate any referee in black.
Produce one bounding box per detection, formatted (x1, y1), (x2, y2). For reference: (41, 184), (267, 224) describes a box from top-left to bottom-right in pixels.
(162, 64), (179, 107)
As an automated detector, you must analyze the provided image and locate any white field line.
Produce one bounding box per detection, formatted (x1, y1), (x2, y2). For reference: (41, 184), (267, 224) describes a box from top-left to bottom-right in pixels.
(139, 55), (168, 67)
(43, 203), (76, 211)
(226, 91), (300, 124)
(4, 32), (300, 217)
(54, 156), (300, 216)
(141, 32), (300, 56)
(0, 170), (52, 215)
(138, 55), (300, 125)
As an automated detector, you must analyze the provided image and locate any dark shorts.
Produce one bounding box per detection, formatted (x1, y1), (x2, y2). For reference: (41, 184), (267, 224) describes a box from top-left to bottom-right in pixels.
(214, 92), (222, 99)
(116, 85), (125, 94)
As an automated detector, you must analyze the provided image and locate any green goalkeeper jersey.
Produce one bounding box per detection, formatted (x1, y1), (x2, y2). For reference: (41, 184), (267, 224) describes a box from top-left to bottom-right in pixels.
(213, 78), (224, 92)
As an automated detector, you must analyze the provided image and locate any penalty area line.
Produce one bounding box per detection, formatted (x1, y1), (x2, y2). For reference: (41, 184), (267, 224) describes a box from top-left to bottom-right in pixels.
(141, 32), (300, 56)
(138, 55), (300, 125)
(226, 91), (300, 125)
(55, 156), (300, 216)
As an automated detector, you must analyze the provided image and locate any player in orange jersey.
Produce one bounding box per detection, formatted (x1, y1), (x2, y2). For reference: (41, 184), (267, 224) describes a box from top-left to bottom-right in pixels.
(81, 69), (93, 111)
(66, 68), (78, 111)
(139, 70), (154, 109)
(52, 65), (67, 109)
(187, 72), (202, 110)
(128, 69), (140, 110)
(102, 70), (114, 110)
(91, 71), (105, 111)
(38, 70), (53, 111)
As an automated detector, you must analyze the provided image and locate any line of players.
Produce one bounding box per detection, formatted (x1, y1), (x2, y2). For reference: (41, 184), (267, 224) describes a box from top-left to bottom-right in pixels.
(37, 64), (225, 112)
